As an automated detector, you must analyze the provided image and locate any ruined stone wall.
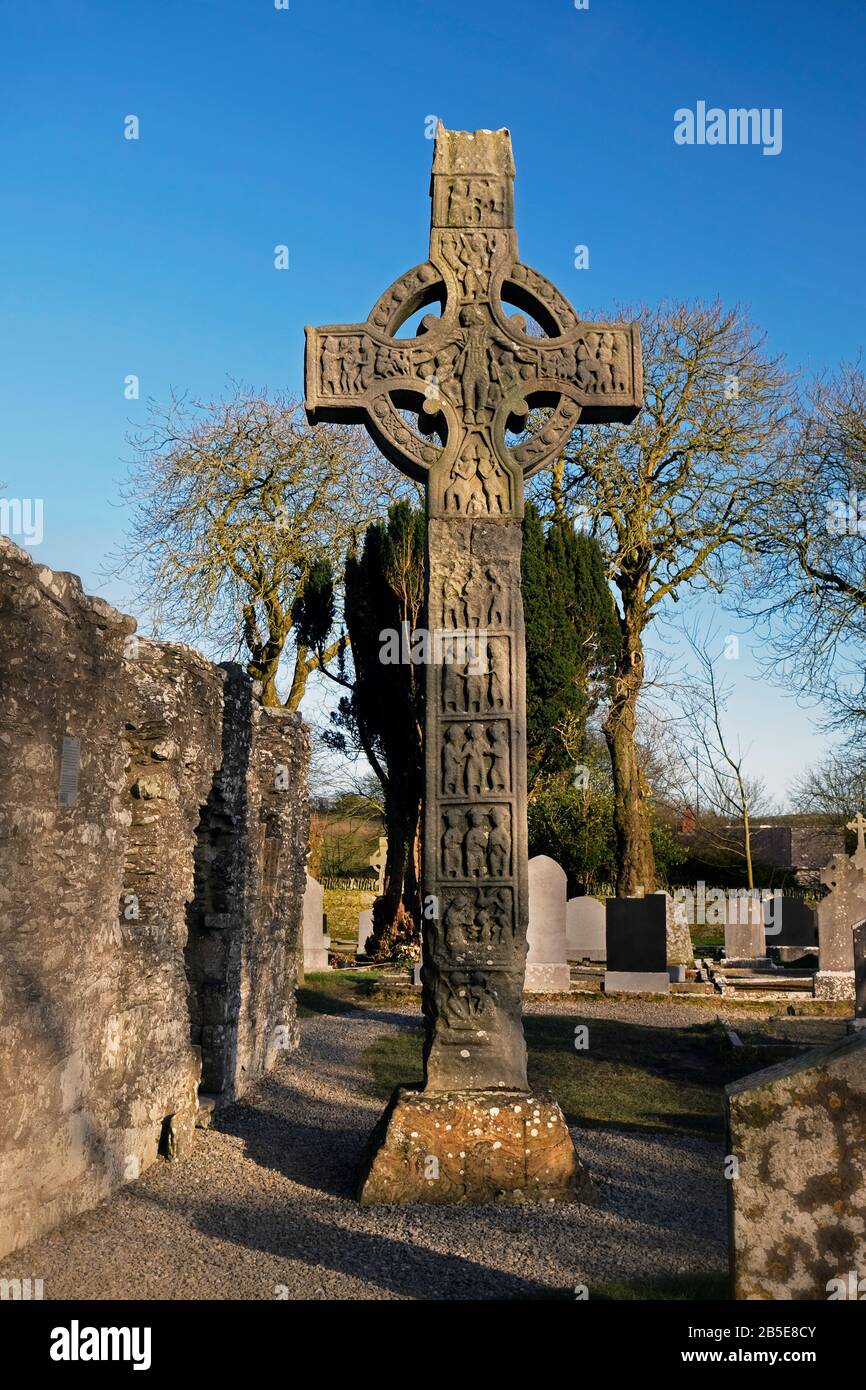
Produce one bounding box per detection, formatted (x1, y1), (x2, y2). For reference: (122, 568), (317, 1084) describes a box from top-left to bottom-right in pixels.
(0, 538), (309, 1258)
(186, 665), (309, 1103)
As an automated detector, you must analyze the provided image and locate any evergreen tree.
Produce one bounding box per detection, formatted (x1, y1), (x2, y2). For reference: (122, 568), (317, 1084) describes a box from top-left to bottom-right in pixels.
(522, 504), (620, 788)
(326, 500), (620, 955)
(325, 502), (425, 959)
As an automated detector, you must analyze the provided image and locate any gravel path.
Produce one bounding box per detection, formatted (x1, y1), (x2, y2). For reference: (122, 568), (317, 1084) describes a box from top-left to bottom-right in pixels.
(0, 1000), (732, 1300)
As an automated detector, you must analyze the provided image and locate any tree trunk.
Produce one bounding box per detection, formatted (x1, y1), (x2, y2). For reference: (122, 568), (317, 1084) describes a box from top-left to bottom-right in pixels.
(742, 808), (754, 890)
(383, 799), (422, 930)
(249, 655), (282, 708)
(371, 788), (422, 956)
(603, 612), (657, 896)
(283, 644), (309, 711)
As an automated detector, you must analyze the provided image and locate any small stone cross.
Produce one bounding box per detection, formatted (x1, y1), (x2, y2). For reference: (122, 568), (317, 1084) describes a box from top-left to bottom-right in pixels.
(848, 812), (866, 868)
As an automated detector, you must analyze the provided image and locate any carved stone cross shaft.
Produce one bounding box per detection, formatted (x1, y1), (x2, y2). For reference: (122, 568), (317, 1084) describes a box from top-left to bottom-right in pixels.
(306, 124), (642, 1098)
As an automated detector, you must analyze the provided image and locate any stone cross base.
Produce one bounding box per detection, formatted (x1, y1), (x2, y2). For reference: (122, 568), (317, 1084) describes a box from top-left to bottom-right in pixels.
(524, 963), (572, 994)
(357, 1086), (593, 1205)
(814, 970), (855, 1001)
(604, 970), (671, 995)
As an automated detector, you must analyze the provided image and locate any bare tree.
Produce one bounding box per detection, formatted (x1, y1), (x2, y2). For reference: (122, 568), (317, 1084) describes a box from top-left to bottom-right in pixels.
(675, 626), (772, 888)
(535, 300), (794, 893)
(789, 751), (866, 817)
(748, 366), (866, 740)
(109, 384), (405, 707)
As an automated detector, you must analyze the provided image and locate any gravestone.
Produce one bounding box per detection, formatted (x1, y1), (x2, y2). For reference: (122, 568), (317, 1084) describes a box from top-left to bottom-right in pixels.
(525, 855), (570, 992)
(815, 813), (865, 1000)
(302, 872), (330, 972)
(565, 896), (605, 962)
(604, 895), (670, 994)
(306, 124), (642, 1203)
(369, 836), (387, 895)
(357, 907), (373, 957)
(723, 894), (767, 965)
(726, 1032), (866, 1299)
(854, 919), (866, 1026)
(664, 891), (694, 972)
(763, 894), (817, 948)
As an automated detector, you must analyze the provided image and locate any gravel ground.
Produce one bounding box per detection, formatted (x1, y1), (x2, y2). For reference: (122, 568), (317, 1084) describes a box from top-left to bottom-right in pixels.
(0, 998), (741, 1301)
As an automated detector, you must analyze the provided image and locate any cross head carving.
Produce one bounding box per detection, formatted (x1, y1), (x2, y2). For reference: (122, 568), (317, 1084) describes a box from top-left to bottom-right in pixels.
(306, 122), (642, 519)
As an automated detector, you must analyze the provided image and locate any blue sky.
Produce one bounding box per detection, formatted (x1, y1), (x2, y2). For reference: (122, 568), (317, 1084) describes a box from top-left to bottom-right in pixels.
(2, 0), (865, 799)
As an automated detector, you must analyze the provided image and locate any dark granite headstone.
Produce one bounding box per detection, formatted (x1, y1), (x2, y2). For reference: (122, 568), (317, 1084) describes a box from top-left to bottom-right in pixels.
(764, 895), (818, 948)
(606, 895), (667, 970)
(854, 919), (866, 1020)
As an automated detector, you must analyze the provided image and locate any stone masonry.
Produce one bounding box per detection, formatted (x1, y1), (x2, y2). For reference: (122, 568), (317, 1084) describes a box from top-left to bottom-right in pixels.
(727, 1033), (866, 1299)
(0, 537), (309, 1259)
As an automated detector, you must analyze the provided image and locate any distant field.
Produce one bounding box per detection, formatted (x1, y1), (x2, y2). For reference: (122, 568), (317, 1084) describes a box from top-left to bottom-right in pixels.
(324, 887), (376, 945)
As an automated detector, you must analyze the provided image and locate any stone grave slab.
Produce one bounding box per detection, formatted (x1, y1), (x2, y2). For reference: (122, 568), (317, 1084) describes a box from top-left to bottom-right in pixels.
(302, 872), (330, 972)
(815, 813), (866, 1000)
(662, 890), (694, 971)
(526, 855), (570, 992)
(723, 894), (767, 965)
(565, 895), (605, 962)
(854, 919), (866, 1028)
(764, 894), (818, 948)
(357, 907), (373, 957)
(604, 895), (669, 995)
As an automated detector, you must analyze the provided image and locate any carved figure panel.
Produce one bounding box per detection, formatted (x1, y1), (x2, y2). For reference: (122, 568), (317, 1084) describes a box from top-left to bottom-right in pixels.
(440, 804), (512, 880)
(439, 968), (496, 1032)
(441, 637), (510, 716)
(442, 434), (511, 515)
(439, 886), (516, 955)
(441, 720), (510, 797)
(440, 558), (509, 629)
(437, 177), (508, 229)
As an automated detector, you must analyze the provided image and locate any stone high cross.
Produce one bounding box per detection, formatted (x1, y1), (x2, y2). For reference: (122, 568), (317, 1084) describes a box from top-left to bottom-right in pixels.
(306, 126), (642, 1200)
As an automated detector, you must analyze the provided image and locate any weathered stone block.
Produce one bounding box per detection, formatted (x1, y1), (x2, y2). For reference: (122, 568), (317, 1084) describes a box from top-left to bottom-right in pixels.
(814, 971), (856, 1002)
(726, 1032), (866, 1300)
(662, 890), (695, 967)
(358, 1086), (592, 1205)
(357, 907), (373, 956)
(724, 895), (766, 963)
(525, 855), (570, 992)
(816, 824), (866, 993)
(566, 895), (606, 962)
(301, 872), (330, 972)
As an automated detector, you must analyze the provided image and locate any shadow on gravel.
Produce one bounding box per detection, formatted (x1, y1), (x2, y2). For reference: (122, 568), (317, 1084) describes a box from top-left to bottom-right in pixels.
(192, 1203), (557, 1300)
(338, 1009), (424, 1030)
(214, 1081), (364, 1199)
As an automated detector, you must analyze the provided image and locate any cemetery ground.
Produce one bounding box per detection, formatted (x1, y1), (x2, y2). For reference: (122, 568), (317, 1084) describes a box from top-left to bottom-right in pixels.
(0, 970), (849, 1302)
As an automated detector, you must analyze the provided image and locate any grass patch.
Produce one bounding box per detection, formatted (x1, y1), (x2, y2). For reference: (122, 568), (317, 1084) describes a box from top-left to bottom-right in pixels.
(297, 970), (382, 1016)
(358, 1012), (763, 1138)
(323, 888), (376, 945)
(591, 1270), (729, 1300)
(524, 1014), (760, 1137)
(364, 1028), (424, 1097)
(301, 975), (773, 1139)
(527, 1270), (729, 1300)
